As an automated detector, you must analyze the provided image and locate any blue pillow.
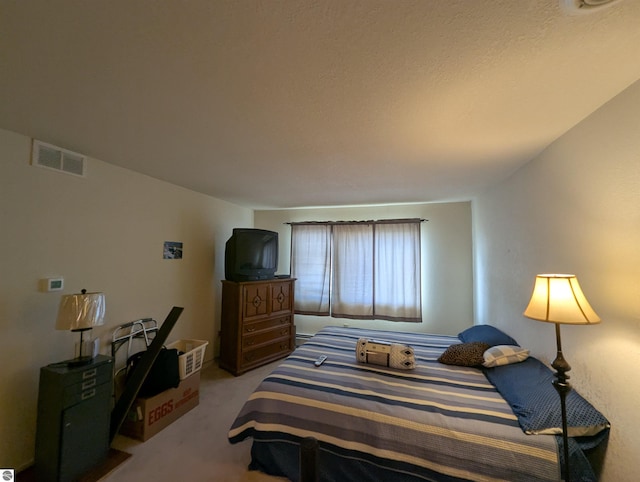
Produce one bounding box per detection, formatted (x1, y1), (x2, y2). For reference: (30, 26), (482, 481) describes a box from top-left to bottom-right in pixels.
(458, 325), (519, 347)
(483, 357), (610, 437)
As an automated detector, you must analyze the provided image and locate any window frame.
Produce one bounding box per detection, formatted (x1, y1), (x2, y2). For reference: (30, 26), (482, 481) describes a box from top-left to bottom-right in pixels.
(290, 218), (423, 322)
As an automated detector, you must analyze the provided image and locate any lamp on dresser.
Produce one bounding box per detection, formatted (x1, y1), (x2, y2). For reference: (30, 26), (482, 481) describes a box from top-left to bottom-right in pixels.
(56, 288), (105, 366)
(523, 274), (601, 482)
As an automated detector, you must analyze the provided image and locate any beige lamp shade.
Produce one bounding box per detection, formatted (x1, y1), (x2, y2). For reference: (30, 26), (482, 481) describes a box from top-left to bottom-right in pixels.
(56, 290), (106, 331)
(523, 274), (600, 325)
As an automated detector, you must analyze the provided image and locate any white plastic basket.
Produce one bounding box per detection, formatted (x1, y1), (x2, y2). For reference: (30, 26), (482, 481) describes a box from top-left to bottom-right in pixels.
(166, 339), (208, 379)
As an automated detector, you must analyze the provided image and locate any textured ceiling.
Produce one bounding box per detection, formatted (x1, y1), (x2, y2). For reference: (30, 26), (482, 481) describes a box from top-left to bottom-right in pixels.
(2, 0), (640, 209)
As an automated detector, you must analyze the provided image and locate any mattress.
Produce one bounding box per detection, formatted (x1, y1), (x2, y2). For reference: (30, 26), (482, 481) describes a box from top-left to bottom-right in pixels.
(229, 326), (604, 481)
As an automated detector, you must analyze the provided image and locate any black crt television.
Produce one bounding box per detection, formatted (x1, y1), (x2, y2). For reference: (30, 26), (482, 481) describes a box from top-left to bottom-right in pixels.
(224, 228), (279, 282)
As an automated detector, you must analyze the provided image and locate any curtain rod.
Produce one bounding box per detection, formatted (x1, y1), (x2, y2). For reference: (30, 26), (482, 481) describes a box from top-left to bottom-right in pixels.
(285, 218), (427, 226)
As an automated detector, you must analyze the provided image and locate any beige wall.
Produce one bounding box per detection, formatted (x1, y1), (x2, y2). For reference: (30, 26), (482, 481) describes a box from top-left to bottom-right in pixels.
(473, 79), (640, 481)
(0, 128), (253, 470)
(255, 202), (473, 337)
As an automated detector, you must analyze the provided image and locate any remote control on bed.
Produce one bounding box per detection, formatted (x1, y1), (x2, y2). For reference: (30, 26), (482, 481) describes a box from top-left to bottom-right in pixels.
(314, 355), (328, 367)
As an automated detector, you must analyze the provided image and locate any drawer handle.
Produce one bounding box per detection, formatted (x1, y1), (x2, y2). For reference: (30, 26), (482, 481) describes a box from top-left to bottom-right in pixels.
(246, 327), (256, 332)
(82, 368), (97, 379)
(82, 379), (96, 390)
(246, 340), (255, 346)
(82, 388), (96, 400)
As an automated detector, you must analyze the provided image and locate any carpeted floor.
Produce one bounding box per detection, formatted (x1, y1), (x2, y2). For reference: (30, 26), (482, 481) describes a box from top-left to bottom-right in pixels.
(107, 360), (287, 482)
(18, 449), (131, 482)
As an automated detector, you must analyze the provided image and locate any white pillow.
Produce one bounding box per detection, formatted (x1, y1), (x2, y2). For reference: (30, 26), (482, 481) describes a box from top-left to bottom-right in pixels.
(482, 345), (529, 367)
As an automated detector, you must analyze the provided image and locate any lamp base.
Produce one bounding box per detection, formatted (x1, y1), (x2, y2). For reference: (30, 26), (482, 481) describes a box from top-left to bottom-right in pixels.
(552, 323), (572, 482)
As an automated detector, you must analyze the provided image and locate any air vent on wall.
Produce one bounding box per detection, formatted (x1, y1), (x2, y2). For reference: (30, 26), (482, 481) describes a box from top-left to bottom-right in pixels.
(31, 139), (86, 177)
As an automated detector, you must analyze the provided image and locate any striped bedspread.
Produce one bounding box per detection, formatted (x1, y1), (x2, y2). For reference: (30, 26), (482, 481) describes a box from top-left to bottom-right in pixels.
(229, 326), (563, 481)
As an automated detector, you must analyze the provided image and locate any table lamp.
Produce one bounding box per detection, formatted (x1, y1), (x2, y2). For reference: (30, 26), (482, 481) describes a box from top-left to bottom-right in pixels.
(56, 289), (106, 366)
(523, 274), (600, 482)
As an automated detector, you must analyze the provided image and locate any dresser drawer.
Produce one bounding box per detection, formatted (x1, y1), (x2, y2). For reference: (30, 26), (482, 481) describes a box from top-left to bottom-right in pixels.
(56, 361), (112, 387)
(62, 379), (112, 409)
(241, 339), (292, 366)
(243, 325), (291, 351)
(243, 315), (291, 335)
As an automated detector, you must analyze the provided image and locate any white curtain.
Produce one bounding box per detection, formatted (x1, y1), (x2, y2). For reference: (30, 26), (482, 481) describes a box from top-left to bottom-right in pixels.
(374, 222), (421, 321)
(290, 219), (422, 322)
(291, 224), (331, 315)
(332, 224), (374, 319)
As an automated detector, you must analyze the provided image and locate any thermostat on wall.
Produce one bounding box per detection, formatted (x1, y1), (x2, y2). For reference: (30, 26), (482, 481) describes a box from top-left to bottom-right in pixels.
(44, 277), (64, 291)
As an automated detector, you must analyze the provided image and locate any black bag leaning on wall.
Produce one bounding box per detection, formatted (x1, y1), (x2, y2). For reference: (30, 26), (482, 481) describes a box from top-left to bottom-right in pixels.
(126, 347), (181, 397)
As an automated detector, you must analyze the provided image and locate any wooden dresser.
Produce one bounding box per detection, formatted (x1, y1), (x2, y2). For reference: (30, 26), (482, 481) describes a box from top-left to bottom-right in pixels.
(219, 278), (295, 376)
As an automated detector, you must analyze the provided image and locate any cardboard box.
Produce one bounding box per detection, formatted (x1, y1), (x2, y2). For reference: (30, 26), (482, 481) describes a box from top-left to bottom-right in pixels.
(120, 371), (200, 441)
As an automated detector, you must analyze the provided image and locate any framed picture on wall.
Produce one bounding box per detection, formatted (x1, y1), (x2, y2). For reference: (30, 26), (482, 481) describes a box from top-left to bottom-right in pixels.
(163, 241), (183, 259)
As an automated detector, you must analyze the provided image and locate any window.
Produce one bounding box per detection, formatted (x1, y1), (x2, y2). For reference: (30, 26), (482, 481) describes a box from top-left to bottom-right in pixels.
(290, 219), (422, 322)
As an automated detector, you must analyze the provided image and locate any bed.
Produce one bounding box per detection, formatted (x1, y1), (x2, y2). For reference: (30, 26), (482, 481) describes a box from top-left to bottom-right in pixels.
(228, 326), (609, 481)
